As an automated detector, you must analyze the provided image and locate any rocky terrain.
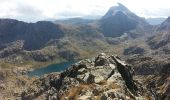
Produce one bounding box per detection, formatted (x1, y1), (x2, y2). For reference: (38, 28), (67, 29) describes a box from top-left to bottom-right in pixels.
(0, 53), (157, 100)
(124, 17), (170, 75)
(144, 63), (170, 100)
(1, 53), (169, 100)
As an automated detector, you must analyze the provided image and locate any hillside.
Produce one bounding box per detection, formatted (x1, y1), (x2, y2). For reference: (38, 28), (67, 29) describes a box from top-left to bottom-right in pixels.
(121, 17), (170, 75)
(147, 17), (170, 50)
(0, 19), (65, 50)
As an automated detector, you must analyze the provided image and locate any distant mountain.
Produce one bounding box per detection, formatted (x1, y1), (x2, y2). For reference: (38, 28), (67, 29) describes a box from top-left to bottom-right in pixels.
(54, 3), (150, 38)
(102, 3), (131, 19)
(0, 19), (64, 50)
(146, 17), (166, 25)
(158, 17), (170, 30)
(54, 18), (94, 25)
(100, 3), (149, 37)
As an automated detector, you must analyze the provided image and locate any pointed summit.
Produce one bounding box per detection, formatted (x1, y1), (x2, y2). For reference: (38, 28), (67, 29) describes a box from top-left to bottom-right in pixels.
(100, 3), (148, 37)
(102, 3), (131, 19)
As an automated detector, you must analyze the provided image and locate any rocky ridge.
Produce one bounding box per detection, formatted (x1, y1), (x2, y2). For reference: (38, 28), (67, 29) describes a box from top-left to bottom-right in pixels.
(18, 53), (153, 100)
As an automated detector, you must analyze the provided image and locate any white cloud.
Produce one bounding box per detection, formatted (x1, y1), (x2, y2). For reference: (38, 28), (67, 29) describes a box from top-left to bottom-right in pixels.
(118, 0), (170, 18)
(0, 0), (170, 22)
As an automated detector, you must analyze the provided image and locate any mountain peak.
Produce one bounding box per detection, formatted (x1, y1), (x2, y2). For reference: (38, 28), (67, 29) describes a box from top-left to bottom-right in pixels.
(100, 3), (148, 37)
(102, 3), (131, 19)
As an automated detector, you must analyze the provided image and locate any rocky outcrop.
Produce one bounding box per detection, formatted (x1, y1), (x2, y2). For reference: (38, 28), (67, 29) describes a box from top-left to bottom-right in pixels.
(21, 53), (152, 99)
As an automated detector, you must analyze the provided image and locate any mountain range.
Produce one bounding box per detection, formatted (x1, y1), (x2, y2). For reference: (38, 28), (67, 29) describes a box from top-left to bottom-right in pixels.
(0, 3), (169, 72)
(0, 3), (152, 67)
(1, 3), (170, 100)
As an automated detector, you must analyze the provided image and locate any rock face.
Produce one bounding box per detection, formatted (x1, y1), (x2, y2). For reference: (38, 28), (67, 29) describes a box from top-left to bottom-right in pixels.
(21, 53), (152, 100)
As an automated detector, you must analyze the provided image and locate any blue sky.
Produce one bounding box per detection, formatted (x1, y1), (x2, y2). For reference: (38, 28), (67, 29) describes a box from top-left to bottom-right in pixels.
(0, 0), (170, 22)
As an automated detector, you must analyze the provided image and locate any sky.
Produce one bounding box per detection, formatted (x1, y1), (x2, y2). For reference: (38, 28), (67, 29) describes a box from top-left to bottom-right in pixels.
(0, 0), (170, 22)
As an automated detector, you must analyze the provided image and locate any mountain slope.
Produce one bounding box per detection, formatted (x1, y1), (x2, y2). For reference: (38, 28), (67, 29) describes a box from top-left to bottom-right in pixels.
(0, 19), (64, 50)
(147, 17), (170, 49)
(122, 17), (170, 75)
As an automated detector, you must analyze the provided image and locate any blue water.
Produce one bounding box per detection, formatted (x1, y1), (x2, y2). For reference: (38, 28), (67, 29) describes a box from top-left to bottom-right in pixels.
(28, 61), (75, 77)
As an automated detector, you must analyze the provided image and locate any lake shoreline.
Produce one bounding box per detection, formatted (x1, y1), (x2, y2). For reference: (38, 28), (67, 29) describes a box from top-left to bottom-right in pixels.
(27, 61), (76, 77)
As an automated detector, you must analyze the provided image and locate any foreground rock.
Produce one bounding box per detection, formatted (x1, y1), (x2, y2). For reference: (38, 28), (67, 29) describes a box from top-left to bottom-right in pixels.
(20, 53), (152, 100)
